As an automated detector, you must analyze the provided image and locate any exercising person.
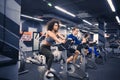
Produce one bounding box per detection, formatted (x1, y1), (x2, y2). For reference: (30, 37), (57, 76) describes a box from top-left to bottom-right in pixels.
(40, 19), (65, 75)
(82, 33), (97, 56)
(67, 27), (81, 63)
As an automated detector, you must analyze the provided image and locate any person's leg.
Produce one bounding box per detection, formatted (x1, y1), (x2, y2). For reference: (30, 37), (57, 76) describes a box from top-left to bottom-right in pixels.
(67, 56), (73, 63)
(76, 44), (82, 63)
(40, 45), (54, 70)
(67, 48), (75, 63)
(42, 48), (54, 77)
(46, 53), (54, 70)
(73, 50), (80, 63)
(80, 55), (82, 63)
(84, 49), (88, 55)
(82, 44), (89, 56)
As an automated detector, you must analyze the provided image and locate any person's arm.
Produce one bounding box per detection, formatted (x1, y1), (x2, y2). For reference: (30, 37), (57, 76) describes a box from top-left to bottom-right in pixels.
(82, 38), (86, 43)
(74, 36), (81, 44)
(67, 34), (75, 44)
(57, 33), (66, 40)
(47, 31), (65, 43)
(67, 34), (72, 39)
(89, 40), (97, 44)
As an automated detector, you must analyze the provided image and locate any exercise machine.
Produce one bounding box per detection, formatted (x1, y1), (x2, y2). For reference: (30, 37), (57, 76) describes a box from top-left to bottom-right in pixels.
(44, 40), (89, 80)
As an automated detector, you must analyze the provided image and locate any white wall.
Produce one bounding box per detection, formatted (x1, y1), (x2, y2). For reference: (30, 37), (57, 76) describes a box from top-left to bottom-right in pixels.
(93, 34), (98, 44)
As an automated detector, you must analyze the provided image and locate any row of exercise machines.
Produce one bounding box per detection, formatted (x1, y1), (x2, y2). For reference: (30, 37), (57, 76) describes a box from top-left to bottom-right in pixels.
(19, 35), (108, 80)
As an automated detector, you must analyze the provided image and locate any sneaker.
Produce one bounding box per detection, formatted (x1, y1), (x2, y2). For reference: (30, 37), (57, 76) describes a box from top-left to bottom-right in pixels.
(85, 72), (89, 77)
(45, 71), (54, 78)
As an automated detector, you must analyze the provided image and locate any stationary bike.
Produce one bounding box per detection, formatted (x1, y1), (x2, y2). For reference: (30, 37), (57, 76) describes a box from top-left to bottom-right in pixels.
(44, 39), (89, 80)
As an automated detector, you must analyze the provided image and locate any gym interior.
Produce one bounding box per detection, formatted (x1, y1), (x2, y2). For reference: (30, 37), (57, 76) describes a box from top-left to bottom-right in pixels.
(0, 0), (120, 80)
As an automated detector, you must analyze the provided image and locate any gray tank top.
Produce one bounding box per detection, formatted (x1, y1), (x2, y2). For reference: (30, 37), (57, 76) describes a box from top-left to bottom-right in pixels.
(46, 37), (55, 45)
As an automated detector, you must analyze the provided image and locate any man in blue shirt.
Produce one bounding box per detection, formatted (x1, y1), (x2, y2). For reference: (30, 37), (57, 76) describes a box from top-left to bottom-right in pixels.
(67, 27), (81, 63)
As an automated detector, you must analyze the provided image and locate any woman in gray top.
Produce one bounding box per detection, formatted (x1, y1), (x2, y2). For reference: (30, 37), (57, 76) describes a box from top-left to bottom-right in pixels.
(40, 19), (65, 76)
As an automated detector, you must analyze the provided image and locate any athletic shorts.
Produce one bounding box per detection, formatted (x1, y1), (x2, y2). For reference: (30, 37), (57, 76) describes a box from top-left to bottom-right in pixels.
(67, 48), (75, 57)
(82, 43), (89, 49)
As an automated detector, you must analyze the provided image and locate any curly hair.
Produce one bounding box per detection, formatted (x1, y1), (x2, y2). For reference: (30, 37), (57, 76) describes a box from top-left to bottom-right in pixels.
(46, 19), (60, 31)
(84, 33), (89, 38)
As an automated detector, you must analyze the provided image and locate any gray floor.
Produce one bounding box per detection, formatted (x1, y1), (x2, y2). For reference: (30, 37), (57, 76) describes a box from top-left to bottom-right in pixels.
(19, 58), (120, 80)
(88, 58), (120, 80)
(0, 64), (18, 80)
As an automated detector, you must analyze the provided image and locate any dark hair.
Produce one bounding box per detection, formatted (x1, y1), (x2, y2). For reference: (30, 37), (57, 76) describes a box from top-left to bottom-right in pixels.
(72, 27), (79, 31)
(84, 33), (89, 38)
(47, 19), (60, 31)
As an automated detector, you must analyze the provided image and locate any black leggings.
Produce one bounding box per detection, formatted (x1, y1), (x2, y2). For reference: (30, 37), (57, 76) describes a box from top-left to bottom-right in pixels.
(40, 45), (54, 70)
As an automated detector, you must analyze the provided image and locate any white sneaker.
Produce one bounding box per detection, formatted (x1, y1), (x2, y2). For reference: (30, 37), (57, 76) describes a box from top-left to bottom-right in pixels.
(45, 71), (54, 78)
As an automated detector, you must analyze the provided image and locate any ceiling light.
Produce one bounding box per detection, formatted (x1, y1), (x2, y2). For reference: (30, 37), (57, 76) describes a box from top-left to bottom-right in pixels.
(89, 32), (94, 34)
(55, 6), (76, 17)
(115, 16), (120, 24)
(81, 30), (88, 32)
(83, 19), (92, 25)
(48, 3), (52, 7)
(21, 14), (33, 19)
(59, 24), (66, 27)
(21, 14), (44, 21)
(107, 0), (116, 12)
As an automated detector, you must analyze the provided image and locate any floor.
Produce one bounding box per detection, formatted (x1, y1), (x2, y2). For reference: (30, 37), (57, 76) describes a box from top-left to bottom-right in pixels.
(19, 57), (120, 80)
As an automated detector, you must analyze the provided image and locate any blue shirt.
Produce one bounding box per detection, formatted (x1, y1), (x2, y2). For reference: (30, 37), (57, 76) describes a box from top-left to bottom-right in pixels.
(67, 34), (81, 45)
